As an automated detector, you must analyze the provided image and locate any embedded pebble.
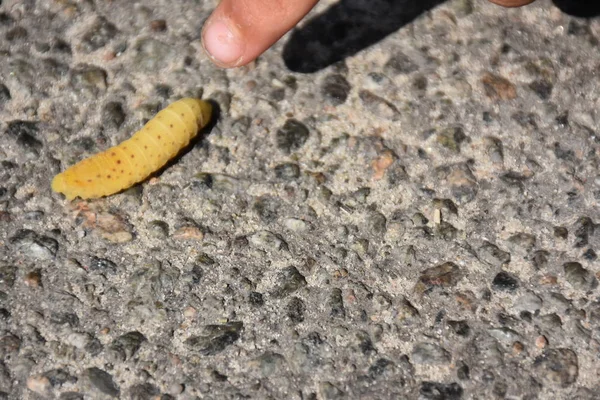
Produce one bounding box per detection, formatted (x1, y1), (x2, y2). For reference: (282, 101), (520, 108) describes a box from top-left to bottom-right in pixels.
(85, 367), (120, 397)
(185, 322), (244, 355)
(534, 348), (578, 387)
(276, 119), (309, 154)
(412, 342), (451, 365)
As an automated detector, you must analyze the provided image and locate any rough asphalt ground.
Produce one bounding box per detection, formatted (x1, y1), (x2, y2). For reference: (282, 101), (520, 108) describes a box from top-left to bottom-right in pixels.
(1, 0), (600, 398)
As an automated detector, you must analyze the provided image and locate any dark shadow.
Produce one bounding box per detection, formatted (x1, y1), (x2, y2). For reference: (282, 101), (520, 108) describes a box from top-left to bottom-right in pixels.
(552, 0), (600, 18)
(283, 0), (445, 73)
(283, 0), (600, 74)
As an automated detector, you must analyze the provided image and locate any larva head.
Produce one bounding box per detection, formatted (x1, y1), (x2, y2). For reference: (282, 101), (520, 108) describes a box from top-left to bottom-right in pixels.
(180, 98), (212, 128)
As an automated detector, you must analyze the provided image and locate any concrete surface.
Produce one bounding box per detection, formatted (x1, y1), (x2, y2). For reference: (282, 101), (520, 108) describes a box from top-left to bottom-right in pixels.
(1, 0), (600, 398)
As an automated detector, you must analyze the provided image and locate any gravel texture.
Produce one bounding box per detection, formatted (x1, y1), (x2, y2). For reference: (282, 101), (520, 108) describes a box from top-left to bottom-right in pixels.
(1, 0), (600, 399)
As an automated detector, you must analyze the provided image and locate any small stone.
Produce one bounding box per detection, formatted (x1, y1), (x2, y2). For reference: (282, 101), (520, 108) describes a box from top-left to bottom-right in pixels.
(89, 257), (118, 274)
(321, 74), (351, 106)
(529, 80), (553, 100)
(286, 297), (305, 324)
(93, 212), (133, 243)
(43, 368), (77, 387)
(172, 226), (204, 241)
(478, 241), (510, 268)
(513, 292), (543, 313)
(0, 84), (11, 109)
(447, 320), (470, 337)
(249, 231), (286, 251)
(274, 163), (300, 180)
(416, 262), (462, 293)
(419, 382), (463, 400)
(384, 52), (418, 75)
(24, 269), (42, 288)
(328, 288), (345, 319)
(534, 348), (578, 388)
(412, 342), (451, 365)
(436, 163), (478, 204)
(318, 382), (344, 400)
(70, 65), (108, 95)
(481, 72), (517, 100)
(10, 230), (58, 260)
(108, 331), (146, 361)
(254, 196), (281, 223)
(85, 367), (120, 397)
(271, 266), (307, 298)
(248, 292), (264, 307)
(184, 321), (243, 355)
(129, 383), (160, 400)
(359, 90), (398, 120)
(492, 272), (519, 292)
(26, 375), (51, 396)
(554, 226), (568, 239)
(564, 262), (598, 291)
(60, 392), (84, 400)
(436, 126), (467, 153)
(573, 217), (594, 248)
(396, 297), (420, 325)
(276, 119), (309, 154)
(283, 218), (310, 233)
(149, 19), (167, 32)
(372, 149), (397, 180)
(536, 335), (548, 349)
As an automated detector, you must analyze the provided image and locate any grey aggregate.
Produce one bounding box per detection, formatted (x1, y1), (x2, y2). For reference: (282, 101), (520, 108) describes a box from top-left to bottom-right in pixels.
(1, 0), (600, 398)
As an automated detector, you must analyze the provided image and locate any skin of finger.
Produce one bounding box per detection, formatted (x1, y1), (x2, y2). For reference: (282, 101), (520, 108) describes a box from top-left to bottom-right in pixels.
(204, 0), (319, 67)
(487, 0), (537, 7)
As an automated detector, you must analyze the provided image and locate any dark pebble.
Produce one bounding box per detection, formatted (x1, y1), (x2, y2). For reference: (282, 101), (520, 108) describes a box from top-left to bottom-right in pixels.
(129, 383), (160, 400)
(270, 266), (307, 298)
(43, 368), (77, 387)
(491, 272), (519, 292)
(276, 119), (309, 154)
(108, 331), (147, 361)
(85, 367), (120, 397)
(416, 262), (462, 292)
(274, 163), (300, 180)
(248, 292), (264, 307)
(573, 217), (594, 248)
(419, 381), (463, 400)
(5, 26), (27, 41)
(253, 196), (281, 224)
(149, 19), (167, 32)
(9, 229), (58, 260)
(328, 288), (345, 319)
(147, 220), (169, 239)
(89, 257), (118, 274)
(0, 84), (10, 108)
(70, 65), (108, 95)
(184, 321), (243, 355)
(529, 80), (553, 100)
(321, 74), (351, 106)
(286, 297), (305, 324)
(385, 52), (418, 75)
(59, 393), (84, 400)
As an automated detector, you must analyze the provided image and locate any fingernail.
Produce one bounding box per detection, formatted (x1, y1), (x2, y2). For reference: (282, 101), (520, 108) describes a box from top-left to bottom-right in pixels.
(202, 19), (245, 67)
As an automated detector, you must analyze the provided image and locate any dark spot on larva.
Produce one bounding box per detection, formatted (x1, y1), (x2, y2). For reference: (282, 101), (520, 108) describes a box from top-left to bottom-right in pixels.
(111, 152), (116, 156)
(87, 179), (92, 183)
(144, 146), (148, 149)
(112, 168), (116, 172)
(107, 175), (111, 179)
(117, 160), (121, 164)
(129, 172), (132, 176)
(120, 170), (124, 173)
(170, 124), (174, 128)
(181, 113), (185, 117)
(96, 174), (101, 178)
(157, 135), (161, 140)
(131, 155), (135, 158)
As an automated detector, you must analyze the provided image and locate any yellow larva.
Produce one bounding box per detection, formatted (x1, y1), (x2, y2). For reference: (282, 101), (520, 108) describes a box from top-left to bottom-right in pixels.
(52, 98), (212, 200)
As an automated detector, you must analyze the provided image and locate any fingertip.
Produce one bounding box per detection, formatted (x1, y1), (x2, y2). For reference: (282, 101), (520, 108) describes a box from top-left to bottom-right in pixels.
(202, 17), (246, 68)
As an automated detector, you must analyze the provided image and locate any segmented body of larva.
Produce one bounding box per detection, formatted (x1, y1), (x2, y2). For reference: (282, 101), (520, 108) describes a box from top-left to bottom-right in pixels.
(52, 98), (212, 200)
